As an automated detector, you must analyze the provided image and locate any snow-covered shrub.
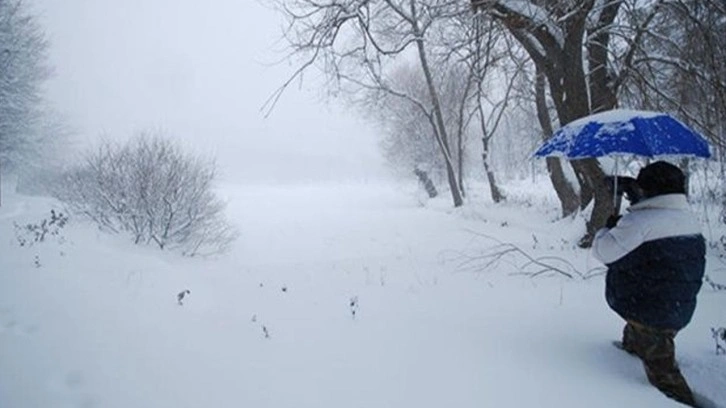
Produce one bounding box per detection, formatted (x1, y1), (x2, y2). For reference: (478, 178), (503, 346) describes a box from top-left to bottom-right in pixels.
(55, 133), (237, 256)
(13, 209), (68, 247)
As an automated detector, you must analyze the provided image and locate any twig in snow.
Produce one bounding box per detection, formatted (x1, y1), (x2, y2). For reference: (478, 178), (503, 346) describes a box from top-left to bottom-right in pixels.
(349, 296), (359, 319)
(711, 327), (726, 355)
(705, 275), (726, 291)
(177, 289), (191, 305)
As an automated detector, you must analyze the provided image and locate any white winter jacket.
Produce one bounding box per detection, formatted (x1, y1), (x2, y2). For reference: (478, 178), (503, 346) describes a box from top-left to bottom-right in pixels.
(592, 194), (702, 265)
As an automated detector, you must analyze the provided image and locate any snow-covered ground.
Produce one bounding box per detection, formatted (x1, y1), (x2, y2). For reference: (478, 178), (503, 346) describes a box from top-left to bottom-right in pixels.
(1, 181), (724, 408)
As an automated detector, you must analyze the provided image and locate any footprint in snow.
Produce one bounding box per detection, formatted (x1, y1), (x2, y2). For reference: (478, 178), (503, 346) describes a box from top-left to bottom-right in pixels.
(679, 355), (726, 408)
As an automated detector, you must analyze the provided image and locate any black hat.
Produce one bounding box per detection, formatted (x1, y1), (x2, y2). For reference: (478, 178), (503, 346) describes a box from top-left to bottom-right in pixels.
(636, 161), (686, 198)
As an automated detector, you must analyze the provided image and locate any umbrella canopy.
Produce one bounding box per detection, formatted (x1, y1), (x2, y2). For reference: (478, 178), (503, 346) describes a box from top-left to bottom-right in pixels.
(534, 109), (711, 159)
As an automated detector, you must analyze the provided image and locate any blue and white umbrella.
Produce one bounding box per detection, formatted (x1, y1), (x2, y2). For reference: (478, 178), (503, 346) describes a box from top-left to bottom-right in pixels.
(534, 109), (711, 159)
(534, 109), (711, 206)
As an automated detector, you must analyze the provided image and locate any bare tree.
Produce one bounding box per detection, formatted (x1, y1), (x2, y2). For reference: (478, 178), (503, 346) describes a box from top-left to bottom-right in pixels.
(619, 1), (726, 153)
(0, 0), (52, 206)
(370, 59), (480, 200)
(371, 64), (447, 188)
(435, 63), (475, 197)
(436, 11), (511, 202)
(361, 5), (513, 203)
(271, 0), (471, 206)
(618, 1), (726, 228)
(469, 17), (516, 203)
(56, 133), (238, 256)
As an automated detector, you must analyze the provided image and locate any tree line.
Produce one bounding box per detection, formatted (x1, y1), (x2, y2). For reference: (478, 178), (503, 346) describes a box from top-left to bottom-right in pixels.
(272, 0), (726, 246)
(3, 1), (724, 250)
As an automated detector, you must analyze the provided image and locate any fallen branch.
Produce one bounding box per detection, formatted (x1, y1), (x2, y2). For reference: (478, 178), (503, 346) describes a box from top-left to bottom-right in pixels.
(454, 231), (604, 279)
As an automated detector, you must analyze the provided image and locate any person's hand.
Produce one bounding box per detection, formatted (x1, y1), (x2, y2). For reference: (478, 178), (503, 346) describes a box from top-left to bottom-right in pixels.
(604, 176), (643, 204)
(606, 214), (622, 229)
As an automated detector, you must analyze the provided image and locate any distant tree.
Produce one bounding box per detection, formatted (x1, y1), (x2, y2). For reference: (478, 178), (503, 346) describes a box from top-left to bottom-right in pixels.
(434, 11), (515, 203)
(368, 63), (465, 197)
(469, 16), (513, 203)
(371, 65), (442, 183)
(271, 0), (470, 207)
(0, 0), (53, 206)
(56, 133), (238, 256)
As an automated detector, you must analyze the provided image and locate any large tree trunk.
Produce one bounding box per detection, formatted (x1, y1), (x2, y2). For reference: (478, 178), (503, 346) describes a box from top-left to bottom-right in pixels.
(575, 0), (622, 246)
(411, 1), (463, 207)
(536, 56), (603, 222)
(535, 68), (579, 217)
(570, 159), (612, 247)
(545, 3), (614, 247)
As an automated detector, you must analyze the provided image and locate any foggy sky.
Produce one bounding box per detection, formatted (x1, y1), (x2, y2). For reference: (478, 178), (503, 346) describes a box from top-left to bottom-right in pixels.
(35, 0), (385, 183)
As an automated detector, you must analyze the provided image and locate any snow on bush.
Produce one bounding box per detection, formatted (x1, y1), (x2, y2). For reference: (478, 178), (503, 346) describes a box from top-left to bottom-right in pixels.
(55, 133), (237, 256)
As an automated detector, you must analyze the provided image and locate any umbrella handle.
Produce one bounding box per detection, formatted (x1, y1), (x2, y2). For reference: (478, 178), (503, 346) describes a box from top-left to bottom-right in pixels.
(613, 159), (619, 211)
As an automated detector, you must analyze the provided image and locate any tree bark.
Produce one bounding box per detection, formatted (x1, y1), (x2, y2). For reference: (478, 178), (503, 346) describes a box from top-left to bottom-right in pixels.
(575, 0), (623, 245)
(529, 2), (613, 246)
(535, 68), (579, 217)
(587, 0), (620, 114)
(555, 3), (606, 228)
(570, 159), (612, 246)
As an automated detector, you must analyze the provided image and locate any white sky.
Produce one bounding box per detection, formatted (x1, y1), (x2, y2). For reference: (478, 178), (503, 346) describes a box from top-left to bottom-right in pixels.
(34, 0), (385, 183)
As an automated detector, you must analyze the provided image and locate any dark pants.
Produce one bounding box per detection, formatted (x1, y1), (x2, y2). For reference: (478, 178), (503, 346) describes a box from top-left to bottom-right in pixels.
(622, 322), (696, 406)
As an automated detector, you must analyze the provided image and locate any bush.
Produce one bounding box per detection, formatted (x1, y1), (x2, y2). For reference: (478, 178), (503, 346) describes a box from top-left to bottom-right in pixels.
(55, 133), (237, 256)
(13, 209), (68, 247)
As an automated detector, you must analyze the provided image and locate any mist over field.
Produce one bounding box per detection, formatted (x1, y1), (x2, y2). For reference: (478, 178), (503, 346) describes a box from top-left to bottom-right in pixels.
(36, 0), (385, 184)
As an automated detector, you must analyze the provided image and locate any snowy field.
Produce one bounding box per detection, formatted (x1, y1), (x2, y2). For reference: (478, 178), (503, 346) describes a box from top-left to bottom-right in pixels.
(1, 180), (724, 408)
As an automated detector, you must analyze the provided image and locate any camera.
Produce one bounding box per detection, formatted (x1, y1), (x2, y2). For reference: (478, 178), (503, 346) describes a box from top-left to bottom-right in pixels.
(604, 175), (643, 204)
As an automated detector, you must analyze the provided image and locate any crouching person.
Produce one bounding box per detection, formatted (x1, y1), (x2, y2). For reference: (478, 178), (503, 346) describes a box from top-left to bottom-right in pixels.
(592, 161), (706, 407)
